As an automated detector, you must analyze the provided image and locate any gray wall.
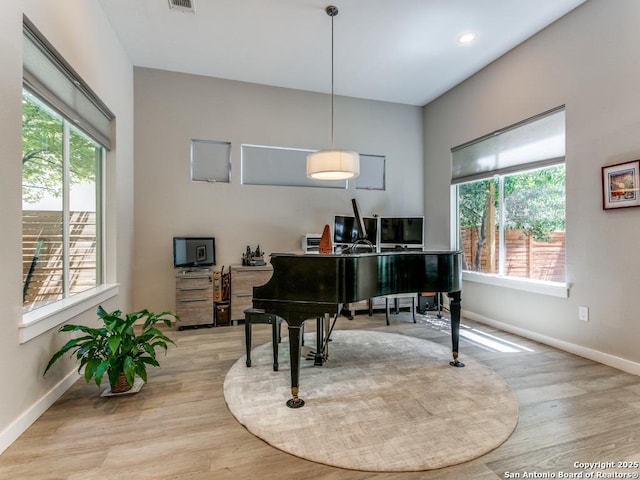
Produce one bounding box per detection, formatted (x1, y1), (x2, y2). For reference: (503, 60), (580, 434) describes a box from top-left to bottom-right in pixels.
(0, 0), (134, 452)
(424, 0), (640, 370)
(132, 68), (424, 313)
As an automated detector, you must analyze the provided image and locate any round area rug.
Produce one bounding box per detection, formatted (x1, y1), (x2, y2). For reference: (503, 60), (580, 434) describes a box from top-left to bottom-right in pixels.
(223, 330), (518, 472)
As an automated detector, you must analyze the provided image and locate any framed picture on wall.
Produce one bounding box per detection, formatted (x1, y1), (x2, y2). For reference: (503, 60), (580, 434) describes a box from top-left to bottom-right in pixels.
(602, 160), (640, 210)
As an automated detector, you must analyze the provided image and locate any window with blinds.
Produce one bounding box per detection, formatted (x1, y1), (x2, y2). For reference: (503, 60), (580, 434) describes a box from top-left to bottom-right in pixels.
(22, 18), (111, 313)
(452, 107), (566, 284)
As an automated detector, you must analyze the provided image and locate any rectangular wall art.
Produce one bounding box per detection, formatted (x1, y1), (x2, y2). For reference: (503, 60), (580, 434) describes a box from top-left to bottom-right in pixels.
(602, 160), (640, 210)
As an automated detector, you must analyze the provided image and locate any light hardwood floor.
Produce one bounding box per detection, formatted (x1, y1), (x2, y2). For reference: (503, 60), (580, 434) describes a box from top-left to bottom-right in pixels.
(1, 311), (640, 480)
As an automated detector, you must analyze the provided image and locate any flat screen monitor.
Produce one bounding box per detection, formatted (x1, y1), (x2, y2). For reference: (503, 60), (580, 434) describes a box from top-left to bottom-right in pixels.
(173, 237), (216, 268)
(380, 217), (423, 245)
(333, 215), (378, 244)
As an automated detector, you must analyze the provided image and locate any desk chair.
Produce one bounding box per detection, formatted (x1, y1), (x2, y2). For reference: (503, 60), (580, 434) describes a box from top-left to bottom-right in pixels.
(383, 294), (417, 325)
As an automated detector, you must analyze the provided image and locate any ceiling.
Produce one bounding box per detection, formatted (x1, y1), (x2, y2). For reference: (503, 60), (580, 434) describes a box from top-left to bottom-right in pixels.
(97, 0), (587, 106)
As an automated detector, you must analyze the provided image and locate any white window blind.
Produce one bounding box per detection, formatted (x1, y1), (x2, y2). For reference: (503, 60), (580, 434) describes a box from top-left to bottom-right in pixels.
(356, 154), (386, 190)
(191, 139), (231, 183)
(241, 144), (346, 188)
(451, 106), (565, 184)
(23, 17), (114, 150)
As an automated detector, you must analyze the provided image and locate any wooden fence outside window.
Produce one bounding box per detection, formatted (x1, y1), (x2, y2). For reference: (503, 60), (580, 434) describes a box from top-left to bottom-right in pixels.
(22, 210), (97, 309)
(460, 227), (565, 282)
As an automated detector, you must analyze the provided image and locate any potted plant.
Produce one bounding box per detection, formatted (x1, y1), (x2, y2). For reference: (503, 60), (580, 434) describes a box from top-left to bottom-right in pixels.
(44, 306), (177, 394)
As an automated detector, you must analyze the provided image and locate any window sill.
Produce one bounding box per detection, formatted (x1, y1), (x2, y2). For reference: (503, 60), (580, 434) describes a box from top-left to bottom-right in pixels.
(19, 284), (119, 343)
(462, 271), (569, 298)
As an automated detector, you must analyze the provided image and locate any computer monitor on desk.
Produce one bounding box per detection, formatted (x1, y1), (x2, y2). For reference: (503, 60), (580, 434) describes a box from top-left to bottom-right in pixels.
(379, 216), (424, 251)
(332, 215), (378, 252)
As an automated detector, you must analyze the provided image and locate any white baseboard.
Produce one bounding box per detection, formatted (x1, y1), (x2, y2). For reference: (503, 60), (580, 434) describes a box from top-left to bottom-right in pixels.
(463, 309), (640, 376)
(0, 369), (80, 455)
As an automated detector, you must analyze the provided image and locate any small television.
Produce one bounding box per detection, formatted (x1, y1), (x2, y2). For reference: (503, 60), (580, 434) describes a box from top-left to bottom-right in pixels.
(173, 237), (216, 268)
(380, 217), (424, 245)
(333, 215), (378, 245)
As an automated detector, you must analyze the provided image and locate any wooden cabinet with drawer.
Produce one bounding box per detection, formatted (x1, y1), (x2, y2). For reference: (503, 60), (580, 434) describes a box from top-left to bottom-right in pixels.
(175, 269), (214, 329)
(230, 265), (273, 322)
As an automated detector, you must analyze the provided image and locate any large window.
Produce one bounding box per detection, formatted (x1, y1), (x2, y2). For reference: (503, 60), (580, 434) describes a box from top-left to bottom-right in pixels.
(22, 91), (104, 311)
(453, 107), (566, 284)
(22, 19), (112, 314)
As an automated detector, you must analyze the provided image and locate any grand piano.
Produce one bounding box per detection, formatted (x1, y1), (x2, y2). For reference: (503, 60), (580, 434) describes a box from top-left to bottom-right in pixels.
(252, 250), (463, 408)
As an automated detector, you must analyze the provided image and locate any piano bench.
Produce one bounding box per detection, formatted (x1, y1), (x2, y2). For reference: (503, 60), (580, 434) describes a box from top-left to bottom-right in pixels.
(383, 294), (417, 326)
(244, 308), (283, 371)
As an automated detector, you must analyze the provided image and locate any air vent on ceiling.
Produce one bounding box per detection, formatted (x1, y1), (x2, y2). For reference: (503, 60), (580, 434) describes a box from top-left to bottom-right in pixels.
(168, 0), (195, 14)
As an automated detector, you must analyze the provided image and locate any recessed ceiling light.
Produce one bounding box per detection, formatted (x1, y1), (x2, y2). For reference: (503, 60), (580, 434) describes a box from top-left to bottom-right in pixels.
(457, 32), (477, 45)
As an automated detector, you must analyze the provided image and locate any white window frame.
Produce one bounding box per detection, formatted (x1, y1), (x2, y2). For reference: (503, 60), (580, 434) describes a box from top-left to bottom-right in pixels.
(20, 19), (117, 342)
(454, 166), (568, 298)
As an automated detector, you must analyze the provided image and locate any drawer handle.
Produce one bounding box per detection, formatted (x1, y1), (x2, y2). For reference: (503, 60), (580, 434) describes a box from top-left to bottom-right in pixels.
(235, 293), (253, 298)
(180, 298), (210, 303)
(179, 287), (210, 292)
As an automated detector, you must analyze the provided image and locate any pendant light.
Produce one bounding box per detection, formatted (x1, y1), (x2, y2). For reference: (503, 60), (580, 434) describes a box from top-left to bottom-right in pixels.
(306, 5), (360, 181)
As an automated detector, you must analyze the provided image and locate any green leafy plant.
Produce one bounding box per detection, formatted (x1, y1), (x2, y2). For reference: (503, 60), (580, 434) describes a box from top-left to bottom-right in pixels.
(44, 306), (177, 393)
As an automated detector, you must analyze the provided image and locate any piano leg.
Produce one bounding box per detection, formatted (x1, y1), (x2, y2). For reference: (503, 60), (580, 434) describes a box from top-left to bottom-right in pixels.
(314, 316), (324, 366)
(286, 324), (305, 408)
(271, 316), (279, 372)
(244, 312), (253, 368)
(448, 291), (465, 368)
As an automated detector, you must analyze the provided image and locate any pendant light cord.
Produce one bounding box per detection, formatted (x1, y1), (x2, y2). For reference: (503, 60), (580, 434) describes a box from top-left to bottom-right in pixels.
(330, 10), (335, 148)
(326, 5), (338, 149)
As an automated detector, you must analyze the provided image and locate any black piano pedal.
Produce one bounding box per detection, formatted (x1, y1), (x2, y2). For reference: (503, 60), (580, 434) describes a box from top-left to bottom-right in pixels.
(305, 349), (326, 366)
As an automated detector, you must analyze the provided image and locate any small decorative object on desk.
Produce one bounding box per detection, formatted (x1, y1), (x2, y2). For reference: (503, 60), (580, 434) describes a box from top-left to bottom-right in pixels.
(319, 224), (332, 254)
(242, 245), (267, 266)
